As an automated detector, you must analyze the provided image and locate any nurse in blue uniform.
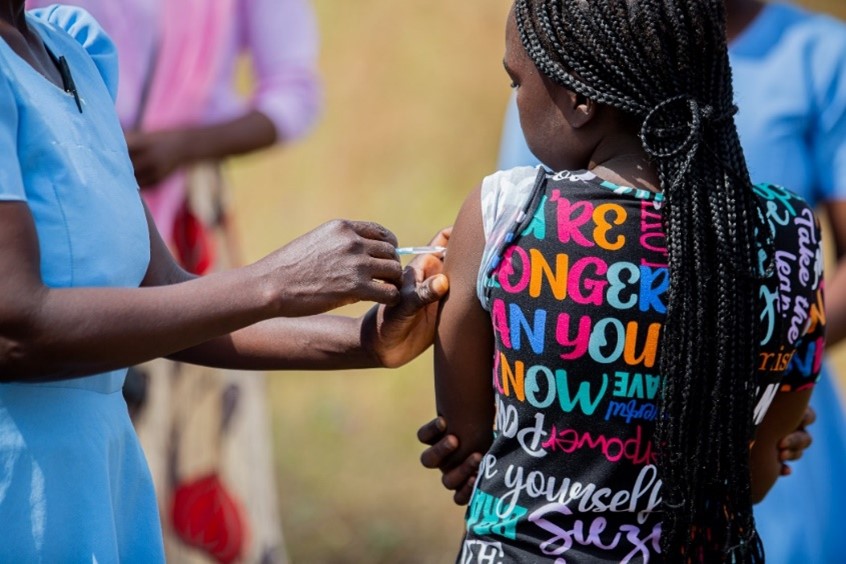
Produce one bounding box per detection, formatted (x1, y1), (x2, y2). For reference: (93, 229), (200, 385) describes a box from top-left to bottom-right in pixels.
(0, 4), (447, 562)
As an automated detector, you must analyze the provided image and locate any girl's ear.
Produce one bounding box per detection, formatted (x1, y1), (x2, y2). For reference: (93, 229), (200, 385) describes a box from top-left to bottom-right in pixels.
(563, 90), (596, 129)
(553, 86), (597, 129)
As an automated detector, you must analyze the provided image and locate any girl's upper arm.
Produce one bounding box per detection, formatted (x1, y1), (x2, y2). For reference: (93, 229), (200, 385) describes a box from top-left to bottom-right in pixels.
(434, 184), (496, 470)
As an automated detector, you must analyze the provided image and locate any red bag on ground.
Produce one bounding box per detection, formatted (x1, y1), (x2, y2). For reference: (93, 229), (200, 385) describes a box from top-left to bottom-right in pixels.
(171, 473), (249, 564)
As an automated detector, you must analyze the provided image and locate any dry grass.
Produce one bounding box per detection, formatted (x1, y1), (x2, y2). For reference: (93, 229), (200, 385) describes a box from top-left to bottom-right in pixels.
(225, 1), (846, 561)
(230, 1), (511, 561)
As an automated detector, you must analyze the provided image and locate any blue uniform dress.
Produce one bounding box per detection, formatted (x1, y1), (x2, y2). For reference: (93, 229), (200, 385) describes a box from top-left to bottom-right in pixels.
(496, 3), (846, 561)
(0, 6), (164, 563)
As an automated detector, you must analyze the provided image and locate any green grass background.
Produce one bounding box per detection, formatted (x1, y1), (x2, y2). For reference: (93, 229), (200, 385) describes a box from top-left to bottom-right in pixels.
(225, 1), (846, 561)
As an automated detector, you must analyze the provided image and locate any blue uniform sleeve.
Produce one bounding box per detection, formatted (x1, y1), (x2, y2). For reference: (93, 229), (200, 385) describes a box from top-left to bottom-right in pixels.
(0, 72), (26, 202)
(808, 15), (846, 201)
(29, 5), (119, 103)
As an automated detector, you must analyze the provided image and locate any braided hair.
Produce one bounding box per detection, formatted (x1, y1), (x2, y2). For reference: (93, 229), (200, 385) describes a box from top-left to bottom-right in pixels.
(514, 0), (768, 561)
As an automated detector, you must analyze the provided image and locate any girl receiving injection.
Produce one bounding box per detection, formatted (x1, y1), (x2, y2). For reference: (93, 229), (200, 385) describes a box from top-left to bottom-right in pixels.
(432, 0), (824, 561)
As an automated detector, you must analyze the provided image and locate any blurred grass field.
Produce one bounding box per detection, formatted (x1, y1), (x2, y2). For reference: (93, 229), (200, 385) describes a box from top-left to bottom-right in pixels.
(225, 1), (846, 562)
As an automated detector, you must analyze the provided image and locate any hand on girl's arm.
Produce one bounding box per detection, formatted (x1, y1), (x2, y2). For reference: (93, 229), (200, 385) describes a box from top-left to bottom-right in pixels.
(417, 416), (482, 505)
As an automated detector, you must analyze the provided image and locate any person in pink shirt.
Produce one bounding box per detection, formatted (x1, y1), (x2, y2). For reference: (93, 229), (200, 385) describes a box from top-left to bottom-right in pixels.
(25, 1), (322, 562)
(26, 0), (321, 245)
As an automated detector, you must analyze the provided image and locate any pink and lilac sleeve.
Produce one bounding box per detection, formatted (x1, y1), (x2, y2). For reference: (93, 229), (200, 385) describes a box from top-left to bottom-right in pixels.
(241, 0), (323, 142)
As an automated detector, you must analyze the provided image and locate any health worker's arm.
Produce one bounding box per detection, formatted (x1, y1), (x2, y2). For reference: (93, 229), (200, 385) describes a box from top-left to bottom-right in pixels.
(156, 222), (451, 371)
(0, 199), (412, 382)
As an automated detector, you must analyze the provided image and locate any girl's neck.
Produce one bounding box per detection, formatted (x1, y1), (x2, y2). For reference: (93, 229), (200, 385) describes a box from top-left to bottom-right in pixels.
(725, 0), (765, 43)
(588, 138), (661, 194)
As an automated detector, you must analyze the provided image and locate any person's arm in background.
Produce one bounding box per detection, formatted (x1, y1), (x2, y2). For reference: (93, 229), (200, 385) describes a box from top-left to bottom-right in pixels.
(127, 0), (321, 187)
(126, 112), (277, 188)
(431, 185), (497, 500)
(823, 201), (846, 345)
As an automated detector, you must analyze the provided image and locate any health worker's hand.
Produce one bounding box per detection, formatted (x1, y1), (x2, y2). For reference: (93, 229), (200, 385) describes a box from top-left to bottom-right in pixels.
(253, 220), (403, 318)
(362, 227), (451, 368)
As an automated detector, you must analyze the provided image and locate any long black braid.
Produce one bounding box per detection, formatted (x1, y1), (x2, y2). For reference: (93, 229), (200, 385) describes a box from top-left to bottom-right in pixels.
(514, 1), (768, 561)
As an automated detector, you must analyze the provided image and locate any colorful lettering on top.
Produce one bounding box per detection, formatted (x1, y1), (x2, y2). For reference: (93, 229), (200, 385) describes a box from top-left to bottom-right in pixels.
(463, 170), (825, 562)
